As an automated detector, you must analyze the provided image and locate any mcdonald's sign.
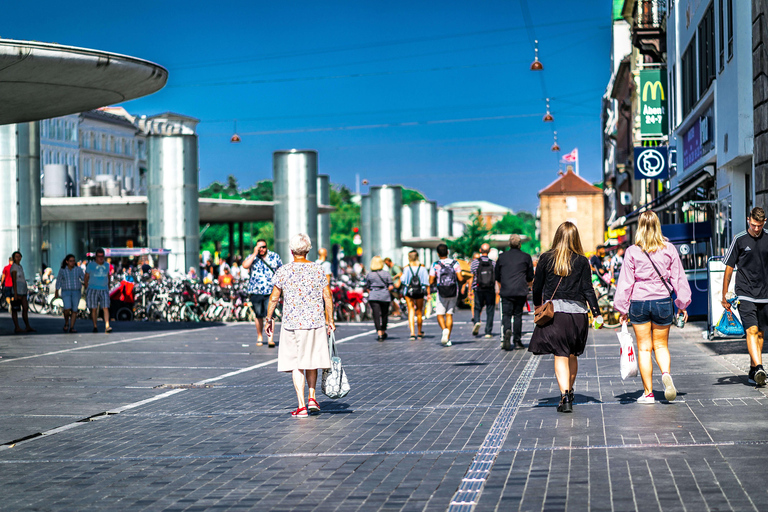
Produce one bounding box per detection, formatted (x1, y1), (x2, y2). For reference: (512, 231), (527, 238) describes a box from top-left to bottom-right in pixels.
(639, 69), (668, 136)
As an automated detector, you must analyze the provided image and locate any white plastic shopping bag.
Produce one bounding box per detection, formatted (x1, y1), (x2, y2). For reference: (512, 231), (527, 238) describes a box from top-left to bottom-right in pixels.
(617, 323), (638, 379)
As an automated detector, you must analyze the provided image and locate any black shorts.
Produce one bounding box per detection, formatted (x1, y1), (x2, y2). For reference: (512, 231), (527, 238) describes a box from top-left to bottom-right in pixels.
(250, 294), (270, 318)
(2, 286), (12, 299)
(737, 300), (768, 332)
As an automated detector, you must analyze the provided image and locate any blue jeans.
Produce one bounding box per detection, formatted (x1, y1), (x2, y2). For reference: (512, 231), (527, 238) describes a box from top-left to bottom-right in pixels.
(629, 298), (674, 326)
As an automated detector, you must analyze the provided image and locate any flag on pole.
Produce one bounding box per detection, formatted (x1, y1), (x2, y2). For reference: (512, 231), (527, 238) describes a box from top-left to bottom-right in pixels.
(561, 148), (578, 163)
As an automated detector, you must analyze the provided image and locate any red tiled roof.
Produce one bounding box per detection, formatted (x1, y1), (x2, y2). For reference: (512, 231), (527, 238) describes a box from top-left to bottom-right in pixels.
(538, 170), (602, 196)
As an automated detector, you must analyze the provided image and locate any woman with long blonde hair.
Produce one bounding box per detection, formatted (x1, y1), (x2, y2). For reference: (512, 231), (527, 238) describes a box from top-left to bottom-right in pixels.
(614, 211), (691, 404)
(529, 222), (602, 413)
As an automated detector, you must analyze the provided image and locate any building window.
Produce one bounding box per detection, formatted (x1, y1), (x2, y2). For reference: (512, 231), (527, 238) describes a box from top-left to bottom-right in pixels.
(682, 41), (697, 118)
(106, 162), (112, 175)
(718, 0), (725, 71)
(698, 3), (716, 96)
(95, 161), (102, 175)
(84, 159), (92, 178)
(726, 0), (733, 60)
(101, 134), (106, 151)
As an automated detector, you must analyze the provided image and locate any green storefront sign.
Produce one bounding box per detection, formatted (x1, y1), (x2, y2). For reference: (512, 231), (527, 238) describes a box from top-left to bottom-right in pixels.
(639, 69), (668, 136)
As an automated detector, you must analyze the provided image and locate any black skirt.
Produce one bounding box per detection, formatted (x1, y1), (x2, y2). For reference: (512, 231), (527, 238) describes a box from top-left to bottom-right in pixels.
(528, 312), (589, 357)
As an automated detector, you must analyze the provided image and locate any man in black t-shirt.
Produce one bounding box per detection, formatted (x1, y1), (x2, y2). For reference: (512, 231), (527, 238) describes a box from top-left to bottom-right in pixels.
(723, 207), (768, 386)
(590, 245), (609, 284)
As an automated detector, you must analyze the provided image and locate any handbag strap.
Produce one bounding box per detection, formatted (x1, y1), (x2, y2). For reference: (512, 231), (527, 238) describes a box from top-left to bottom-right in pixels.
(328, 331), (338, 359)
(642, 250), (674, 297)
(548, 276), (564, 303)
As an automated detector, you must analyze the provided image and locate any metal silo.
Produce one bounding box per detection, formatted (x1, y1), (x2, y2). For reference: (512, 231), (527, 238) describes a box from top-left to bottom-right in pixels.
(370, 185), (402, 264)
(146, 133), (200, 274)
(411, 200), (437, 238)
(43, 164), (68, 198)
(437, 208), (454, 238)
(273, 150), (318, 262)
(361, 195), (371, 268)
(0, 122), (41, 279)
(317, 174), (331, 256)
(400, 204), (413, 267)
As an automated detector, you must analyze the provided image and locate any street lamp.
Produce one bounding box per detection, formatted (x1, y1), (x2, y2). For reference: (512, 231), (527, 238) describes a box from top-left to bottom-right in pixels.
(551, 131), (560, 152)
(530, 40), (543, 71)
(230, 120), (241, 143)
(543, 98), (554, 122)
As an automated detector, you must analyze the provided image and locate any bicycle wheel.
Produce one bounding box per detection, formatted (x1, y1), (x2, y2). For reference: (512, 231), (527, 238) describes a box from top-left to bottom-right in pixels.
(28, 293), (48, 314)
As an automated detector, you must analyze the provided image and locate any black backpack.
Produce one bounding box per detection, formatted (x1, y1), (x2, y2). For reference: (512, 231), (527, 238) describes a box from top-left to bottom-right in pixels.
(436, 261), (458, 298)
(476, 258), (495, 289)
(405, 265), (425, 298)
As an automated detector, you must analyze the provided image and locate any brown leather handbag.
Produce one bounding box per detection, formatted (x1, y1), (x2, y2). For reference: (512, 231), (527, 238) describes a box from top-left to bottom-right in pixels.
(534, 277), (563, 326)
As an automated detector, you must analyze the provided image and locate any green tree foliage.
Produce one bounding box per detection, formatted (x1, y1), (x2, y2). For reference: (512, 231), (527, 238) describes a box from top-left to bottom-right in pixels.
(446, 211), (489, 259)
(402, 187), (426, 205)
(491, 211), (539, 254)
(330, 184), (360, 256)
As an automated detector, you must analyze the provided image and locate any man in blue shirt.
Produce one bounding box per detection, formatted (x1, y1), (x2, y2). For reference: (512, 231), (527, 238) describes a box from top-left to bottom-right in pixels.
(84, 248), (112, 333)
(243, 239), (283, 346)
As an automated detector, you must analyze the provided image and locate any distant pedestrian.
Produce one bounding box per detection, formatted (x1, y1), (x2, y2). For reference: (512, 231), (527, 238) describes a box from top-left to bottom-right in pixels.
(430, 243), (462, 346)
(590, 245), (609, 285)
(470, 243), (497, 339)
(317, 248), (333, 285)
(265, 234), (334, 417)
(383, 257), (403, 318)
(243, 239), (283, 347)
(218, 265), (234, 289)
(614, 211), (691, 404)
(365, 256), (394, 341)
(2, 256), (13, 309)
(610, 245), (625, 283)
(401, 250), (430, 340)
(84, 248), (112, 333)
(529, 222), (602, 413)
(55, 254), (84, 333)
(9, 251), (35, 333)
(495, 235), (534, 350)
(722, 207), (768, 386)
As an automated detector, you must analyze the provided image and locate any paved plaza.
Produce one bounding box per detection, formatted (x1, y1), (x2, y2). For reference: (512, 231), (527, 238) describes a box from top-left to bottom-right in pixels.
(1, 310), (768, 511)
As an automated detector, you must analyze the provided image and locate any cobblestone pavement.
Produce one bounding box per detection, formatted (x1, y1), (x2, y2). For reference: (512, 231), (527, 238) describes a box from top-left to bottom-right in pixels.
(1, 311), (767, 511)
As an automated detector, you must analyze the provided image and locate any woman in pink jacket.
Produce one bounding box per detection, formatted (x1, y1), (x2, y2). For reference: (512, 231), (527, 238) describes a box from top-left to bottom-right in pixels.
(614, 211), (692, 404)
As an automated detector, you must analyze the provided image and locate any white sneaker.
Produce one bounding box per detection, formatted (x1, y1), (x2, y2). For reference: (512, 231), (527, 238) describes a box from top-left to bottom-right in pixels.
(441, 328), (450, 344)
(662, 373), (677, 401)
(472, 322), (481, 336)
(637, 392), (655, 404)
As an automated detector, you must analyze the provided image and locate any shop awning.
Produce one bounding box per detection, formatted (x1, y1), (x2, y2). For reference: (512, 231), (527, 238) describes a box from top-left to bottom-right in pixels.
(609, 169), (712, 230)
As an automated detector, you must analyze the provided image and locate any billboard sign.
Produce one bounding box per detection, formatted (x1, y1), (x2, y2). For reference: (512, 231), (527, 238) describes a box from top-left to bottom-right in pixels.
(634, 146), (668, 180)
(640, 69), (668, 136)
(682, 119), (702, 170)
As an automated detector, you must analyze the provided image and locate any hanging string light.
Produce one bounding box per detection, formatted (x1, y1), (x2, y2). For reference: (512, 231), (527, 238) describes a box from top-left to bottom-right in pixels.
(551, 131), (560, 152)
(530, 39), (543, 71)
(230, 120), (241, 143)
(543, 98), (554, 122)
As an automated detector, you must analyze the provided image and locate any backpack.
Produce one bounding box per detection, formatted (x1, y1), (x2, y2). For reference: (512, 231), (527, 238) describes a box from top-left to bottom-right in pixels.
(405, 265), (425, 299)
(476, 258), (495, 289)
(436, 261), (458, 297)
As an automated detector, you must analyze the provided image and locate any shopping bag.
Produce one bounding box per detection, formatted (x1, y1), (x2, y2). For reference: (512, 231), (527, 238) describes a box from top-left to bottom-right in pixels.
(321, 332), (350, 399)
(716, 310), (745, 337)
(617, 323), (638, 379)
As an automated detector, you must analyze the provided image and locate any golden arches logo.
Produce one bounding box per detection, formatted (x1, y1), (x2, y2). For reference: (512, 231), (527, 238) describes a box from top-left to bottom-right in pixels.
(642, 81), (665, 102)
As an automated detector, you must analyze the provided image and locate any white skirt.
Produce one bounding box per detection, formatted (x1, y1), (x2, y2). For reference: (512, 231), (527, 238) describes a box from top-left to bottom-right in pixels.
(277, 325), (332, 372)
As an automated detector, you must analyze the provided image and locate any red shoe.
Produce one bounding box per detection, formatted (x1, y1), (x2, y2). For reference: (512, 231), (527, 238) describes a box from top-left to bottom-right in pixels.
(307, 397), (320, 413)
(291, 406), (308, 417)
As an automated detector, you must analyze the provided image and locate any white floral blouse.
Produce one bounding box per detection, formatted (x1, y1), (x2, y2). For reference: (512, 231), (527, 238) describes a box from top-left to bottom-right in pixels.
(272, 262), (328, 330)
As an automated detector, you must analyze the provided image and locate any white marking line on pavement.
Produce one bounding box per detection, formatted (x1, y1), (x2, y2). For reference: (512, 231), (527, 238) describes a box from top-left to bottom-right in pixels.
(0, 322), (408, 451)
(0, 326), (222, 364)
(448, 354), (540, 512)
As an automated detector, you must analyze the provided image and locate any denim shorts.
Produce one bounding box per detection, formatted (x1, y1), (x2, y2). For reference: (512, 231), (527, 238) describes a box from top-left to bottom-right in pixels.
(61, 289), (81, 311)
(629, 298), (674, 326)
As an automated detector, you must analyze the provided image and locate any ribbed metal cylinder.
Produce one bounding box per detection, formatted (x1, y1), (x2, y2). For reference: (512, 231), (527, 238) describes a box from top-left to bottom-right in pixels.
(370, 185), (403, 264)
(147, 134), (200, 274)
(437, 208), (454, 238)
(0, 122), (41, 279)
(317, 174), (331, 256)
(273, 150), (318, 262)
(361, 195), (371, 268)
(411, 200), (437, 238)
(43, 164), (68, 198)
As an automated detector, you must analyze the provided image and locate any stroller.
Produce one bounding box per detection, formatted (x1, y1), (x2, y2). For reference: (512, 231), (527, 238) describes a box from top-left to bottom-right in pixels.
(109, 280), (135, 321)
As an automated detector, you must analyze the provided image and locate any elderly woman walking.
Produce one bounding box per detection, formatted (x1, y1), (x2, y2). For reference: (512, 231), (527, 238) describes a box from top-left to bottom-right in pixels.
(365, 256), (394, 341)
(614, 211), (691, 404)
(529, 222), (602, 413)
(265, 234), (335, 417)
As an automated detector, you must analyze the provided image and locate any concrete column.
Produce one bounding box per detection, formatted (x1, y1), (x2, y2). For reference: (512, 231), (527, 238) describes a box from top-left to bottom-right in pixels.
(370, 185), (402, 263)
(146, 134), (200, 274)
(273, 150), (318, 262)
(361, 195), (371, 268)
(753, 0), (768, 211)
(47, 221), (83, 272)
(317, 174), (331, 255)
(0, 122), (41, 280)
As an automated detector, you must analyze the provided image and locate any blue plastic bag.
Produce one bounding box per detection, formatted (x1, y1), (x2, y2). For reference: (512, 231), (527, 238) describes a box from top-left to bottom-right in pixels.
(716, 308), (745, 337)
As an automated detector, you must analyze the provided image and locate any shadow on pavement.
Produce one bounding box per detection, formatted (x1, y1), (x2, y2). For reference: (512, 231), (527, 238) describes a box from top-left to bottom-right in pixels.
(714, 375), (752, 386)
(0, 314), (226, 336)
(699, 339), (749, 355)
(534, 394), (603, 407)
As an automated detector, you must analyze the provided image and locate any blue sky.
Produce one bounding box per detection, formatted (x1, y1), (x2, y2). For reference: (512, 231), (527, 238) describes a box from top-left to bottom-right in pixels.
(5, 1), (612, 213)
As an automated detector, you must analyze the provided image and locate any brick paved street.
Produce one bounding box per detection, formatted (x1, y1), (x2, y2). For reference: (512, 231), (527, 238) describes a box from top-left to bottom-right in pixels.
(1, 310), (768, 511)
